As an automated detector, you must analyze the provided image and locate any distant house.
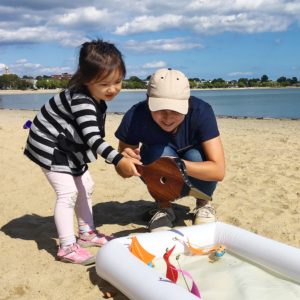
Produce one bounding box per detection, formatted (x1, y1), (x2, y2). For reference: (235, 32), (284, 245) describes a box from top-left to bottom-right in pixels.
(23, 78), (37, 89)
(51, 73), (72, 80)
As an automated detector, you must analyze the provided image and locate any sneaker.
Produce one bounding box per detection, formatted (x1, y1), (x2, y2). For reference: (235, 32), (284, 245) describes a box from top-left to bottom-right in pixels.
(57, 243), (95, 265)
(78, 230), (114, 248)
(193, 203), (216, 225)
(148, 207), (176, 232)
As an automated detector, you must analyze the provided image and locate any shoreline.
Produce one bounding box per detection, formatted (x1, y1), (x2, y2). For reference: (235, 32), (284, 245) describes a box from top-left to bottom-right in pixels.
(0, 88), (62, 95)
(1, 108), (299, 121)
(0, 86), (299, 95)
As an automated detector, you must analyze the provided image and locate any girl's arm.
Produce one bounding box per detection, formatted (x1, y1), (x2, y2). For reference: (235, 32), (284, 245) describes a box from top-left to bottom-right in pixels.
(183, 136), (225, 182)
(71, 98), (124, 165)
(71, 96), (141, 177)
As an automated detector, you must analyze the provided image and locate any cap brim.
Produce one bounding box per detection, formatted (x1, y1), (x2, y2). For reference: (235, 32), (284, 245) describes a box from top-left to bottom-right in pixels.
(148, 97), (188, 115)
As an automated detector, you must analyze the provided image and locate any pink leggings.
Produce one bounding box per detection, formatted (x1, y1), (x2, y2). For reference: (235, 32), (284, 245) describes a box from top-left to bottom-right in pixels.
(43, 169), (95, 247)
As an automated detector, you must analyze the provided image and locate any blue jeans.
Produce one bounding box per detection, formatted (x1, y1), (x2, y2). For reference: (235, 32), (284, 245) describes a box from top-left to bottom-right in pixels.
(140, 144), (217, 197)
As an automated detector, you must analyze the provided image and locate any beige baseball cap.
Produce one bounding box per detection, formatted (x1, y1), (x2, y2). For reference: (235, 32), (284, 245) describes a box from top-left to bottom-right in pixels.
(147, 68), (190, 115)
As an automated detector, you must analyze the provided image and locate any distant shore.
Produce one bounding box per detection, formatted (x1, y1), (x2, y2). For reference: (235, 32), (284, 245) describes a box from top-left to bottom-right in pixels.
(0, 86), (299, 95)
(0, 89), (62, 95)
(0, 89), (145, 95)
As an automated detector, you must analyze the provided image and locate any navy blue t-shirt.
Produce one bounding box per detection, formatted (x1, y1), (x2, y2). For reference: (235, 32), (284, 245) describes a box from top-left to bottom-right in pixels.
(115, 96), (220, 151)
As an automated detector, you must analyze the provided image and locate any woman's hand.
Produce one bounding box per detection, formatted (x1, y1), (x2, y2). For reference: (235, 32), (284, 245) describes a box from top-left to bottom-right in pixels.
(121, 147), (141, 160)
(115, 157), (142, 178)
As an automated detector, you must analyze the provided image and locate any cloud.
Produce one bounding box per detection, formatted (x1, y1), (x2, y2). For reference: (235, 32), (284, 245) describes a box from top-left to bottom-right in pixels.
(113, 0), (298, 35)
(0, 63), (7, 70)
(228, 71), (254, 77)
(0, 0), (299, 47)
(115, 14), (184, 35)
(124, 38), (203, 53)
(126, 60), (169, 79)
(115, 12), (291, 36)
(0, 4), (110, 47)
(283, 1), (300, 15)
(188, 13), (290, 34)
(0, 0), (299, 78)
(275, 38), (282, 44)
(0, 27), (85, 47)
(51, 6), (111, 28)
(142, 61), (167, 69)
(8, 59), (73, 76)
(0, 0), (87, 10)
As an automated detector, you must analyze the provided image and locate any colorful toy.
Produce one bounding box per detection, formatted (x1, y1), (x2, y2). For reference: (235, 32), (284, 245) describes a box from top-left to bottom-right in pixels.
(23, 120), (32, 129)
(163, 245), (201, 298)
(163, 245), (178, 283)
(129, 236), (155, 267)
(208, 244), (226, 263)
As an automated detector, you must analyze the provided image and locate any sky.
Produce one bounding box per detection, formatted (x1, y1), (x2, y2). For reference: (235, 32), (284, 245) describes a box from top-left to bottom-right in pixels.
(0, 0), (299, 80)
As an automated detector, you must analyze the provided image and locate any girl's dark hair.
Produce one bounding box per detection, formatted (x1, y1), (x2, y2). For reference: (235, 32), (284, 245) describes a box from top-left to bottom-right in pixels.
(68, 39), (126, 90)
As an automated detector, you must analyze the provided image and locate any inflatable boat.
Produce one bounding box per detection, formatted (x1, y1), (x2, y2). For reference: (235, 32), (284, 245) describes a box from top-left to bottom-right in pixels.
(96, 222), (300, 300)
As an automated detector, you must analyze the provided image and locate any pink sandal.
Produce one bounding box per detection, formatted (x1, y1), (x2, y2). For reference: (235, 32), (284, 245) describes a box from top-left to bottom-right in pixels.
(57, 243), (95, 265)
(78, 230), (114, 248)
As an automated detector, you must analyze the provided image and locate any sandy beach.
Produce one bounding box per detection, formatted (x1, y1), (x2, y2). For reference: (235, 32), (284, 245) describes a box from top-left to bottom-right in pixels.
(0, 89), (62, 95)
(0, 109), (299, 299)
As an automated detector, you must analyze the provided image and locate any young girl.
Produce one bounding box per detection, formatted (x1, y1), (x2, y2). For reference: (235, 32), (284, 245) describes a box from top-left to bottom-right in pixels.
(24, 39), (141, 265)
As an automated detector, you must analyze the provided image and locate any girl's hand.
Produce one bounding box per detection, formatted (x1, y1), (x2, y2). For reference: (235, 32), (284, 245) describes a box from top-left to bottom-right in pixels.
(115, 157), (142, 178)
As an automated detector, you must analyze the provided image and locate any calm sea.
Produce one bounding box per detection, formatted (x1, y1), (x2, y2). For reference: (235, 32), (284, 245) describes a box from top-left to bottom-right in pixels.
(0, 88), (299, 119)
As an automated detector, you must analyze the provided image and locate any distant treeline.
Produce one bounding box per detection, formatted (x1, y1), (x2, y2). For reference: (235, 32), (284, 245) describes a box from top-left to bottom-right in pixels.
(0, 73), (299, 90)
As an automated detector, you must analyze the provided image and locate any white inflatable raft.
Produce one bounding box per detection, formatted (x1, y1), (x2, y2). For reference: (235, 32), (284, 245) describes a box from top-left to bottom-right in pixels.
(96, 222), (300, 300)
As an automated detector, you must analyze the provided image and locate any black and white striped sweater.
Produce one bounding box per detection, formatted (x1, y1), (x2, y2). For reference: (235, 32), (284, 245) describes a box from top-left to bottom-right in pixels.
(24, 88), (123, 175)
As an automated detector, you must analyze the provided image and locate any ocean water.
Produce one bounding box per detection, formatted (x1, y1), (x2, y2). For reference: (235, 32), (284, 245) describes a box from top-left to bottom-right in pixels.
(0, 88), (299, 119)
